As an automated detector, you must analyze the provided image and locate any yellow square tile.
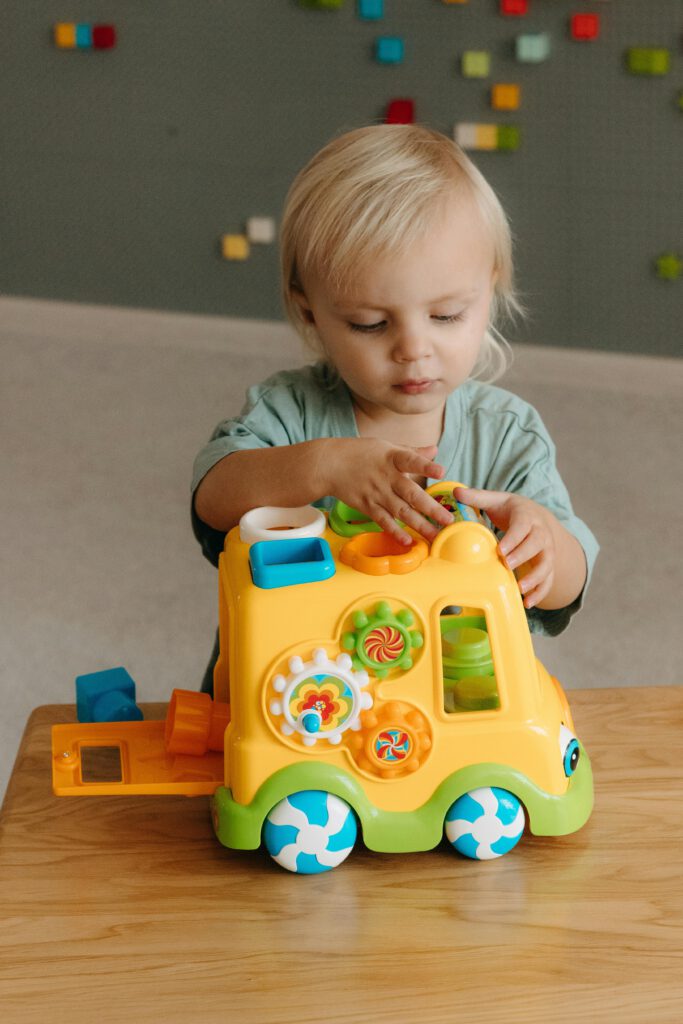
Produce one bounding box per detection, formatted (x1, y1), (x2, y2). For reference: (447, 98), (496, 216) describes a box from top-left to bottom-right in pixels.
(491, 83), (521, 110)
(475, 124), (499, 150)
(54, 23), (77, 48)
(221, 235), (250, 261)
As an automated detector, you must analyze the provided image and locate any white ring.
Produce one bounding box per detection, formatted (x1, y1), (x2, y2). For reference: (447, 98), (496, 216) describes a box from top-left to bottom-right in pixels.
(238, 504), (327, 544)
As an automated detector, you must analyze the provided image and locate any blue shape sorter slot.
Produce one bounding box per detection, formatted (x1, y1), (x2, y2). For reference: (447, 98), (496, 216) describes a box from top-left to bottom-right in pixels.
(249, 537), (336, 589)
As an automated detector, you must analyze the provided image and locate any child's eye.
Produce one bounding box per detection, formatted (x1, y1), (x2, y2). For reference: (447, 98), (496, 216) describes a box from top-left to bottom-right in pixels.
(348, 320), (387, 333)
(432, 313), (465, 323)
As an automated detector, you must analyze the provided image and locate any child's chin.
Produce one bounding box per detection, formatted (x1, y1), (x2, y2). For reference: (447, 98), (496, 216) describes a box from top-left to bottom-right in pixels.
(390, 391), (441, 413)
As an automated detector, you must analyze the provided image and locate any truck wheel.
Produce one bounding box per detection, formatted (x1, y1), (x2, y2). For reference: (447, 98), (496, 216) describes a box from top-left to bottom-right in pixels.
(263, 790), (357, 874)
(445, 786), (524, 860)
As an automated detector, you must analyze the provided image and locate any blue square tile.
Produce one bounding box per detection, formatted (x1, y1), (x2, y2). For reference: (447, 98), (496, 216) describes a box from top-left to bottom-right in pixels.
(375, 36), (404, 64)
(358, 0), (384, 19)
(75, 23), (92, 48)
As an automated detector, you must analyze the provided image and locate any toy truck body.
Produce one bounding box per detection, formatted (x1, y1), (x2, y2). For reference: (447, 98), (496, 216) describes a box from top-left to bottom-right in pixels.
(52, 484), (593, 872)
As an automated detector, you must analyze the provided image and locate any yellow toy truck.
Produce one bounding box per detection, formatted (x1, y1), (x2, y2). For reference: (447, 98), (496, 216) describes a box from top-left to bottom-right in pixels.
(52, 483), (593, 874)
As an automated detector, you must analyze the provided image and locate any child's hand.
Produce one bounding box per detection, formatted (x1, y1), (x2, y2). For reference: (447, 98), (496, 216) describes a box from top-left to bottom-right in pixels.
(328, 439), (454, 544)
(454, 486), (557, 609)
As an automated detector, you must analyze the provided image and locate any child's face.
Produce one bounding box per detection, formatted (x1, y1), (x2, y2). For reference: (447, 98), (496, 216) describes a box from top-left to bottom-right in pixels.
(296, 191), (496, 425)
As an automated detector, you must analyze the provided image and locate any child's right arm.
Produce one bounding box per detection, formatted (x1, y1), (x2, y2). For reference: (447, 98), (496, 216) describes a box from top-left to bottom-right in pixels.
(194, 438), (454, 544)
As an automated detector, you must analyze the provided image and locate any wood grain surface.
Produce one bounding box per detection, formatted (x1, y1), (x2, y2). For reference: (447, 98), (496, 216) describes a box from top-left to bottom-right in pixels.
(1, 690), (682, 1024)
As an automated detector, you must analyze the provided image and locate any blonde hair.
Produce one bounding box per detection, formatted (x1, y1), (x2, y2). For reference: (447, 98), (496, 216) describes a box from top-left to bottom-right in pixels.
(280, 124), (523, 383)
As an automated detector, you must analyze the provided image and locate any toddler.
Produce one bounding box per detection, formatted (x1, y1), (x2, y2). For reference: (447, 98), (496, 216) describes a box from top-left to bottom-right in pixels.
(192, 125), (598, 689)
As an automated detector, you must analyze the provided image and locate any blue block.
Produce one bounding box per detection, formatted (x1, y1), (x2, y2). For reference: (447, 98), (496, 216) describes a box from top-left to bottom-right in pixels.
(375, 36), (404, 64)
(358, 0), (384, 19)
(75, 23), (92, 48)
(76, 667), (143, 723)
(249, 537), (335, 590)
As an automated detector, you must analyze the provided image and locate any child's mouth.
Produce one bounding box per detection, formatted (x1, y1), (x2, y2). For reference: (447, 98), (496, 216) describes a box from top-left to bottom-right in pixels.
(395, 379), (434, 394)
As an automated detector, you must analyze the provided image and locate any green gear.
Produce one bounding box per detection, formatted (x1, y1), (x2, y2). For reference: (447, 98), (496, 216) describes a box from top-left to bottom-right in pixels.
(329, 499), (408, 538)
(329, 500), (382, 537)
(341, 600), (424, 679)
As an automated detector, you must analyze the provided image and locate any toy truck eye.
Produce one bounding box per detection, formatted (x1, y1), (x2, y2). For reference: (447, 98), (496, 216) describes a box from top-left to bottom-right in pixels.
(559, 723), (580, 777)
(563, 740), (580, 776)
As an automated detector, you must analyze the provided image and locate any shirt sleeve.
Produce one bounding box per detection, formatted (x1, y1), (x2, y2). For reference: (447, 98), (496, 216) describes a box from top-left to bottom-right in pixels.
(191, 375), (309, 494)
(190, 372), (311, 566)
(190, 364), (354, 566)
(471, 391), (600, 637)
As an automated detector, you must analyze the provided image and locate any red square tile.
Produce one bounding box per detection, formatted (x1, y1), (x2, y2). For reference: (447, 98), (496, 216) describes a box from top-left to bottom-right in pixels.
(500, 0), (528, 15)
(570, 13), (599, 40)
(386, 98), (415, 124)
(92, 24), (117, 49)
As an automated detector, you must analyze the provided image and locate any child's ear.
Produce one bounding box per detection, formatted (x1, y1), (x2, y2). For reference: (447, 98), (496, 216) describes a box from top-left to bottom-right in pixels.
(290, 285), (316, 327)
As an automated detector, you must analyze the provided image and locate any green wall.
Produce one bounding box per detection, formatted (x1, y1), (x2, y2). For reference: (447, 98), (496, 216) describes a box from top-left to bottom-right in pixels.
(2, 1), (682, 356)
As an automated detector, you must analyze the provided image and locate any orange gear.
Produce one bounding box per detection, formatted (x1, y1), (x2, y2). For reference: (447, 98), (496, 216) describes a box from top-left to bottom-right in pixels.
(165, 690), (230, 757)
(347, 700), (431, 779)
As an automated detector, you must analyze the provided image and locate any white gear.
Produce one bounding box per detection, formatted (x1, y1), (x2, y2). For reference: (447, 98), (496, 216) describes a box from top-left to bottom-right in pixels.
(270, 648), (373, 746)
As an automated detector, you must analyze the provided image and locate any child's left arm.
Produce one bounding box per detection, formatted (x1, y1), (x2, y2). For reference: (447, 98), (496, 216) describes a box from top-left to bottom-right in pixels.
(454, 487), (587, 611)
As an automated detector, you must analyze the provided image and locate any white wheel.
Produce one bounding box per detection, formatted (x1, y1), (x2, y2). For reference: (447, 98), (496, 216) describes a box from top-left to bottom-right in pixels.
(445, 787), (524, 860)
(263, 791), (357, 874)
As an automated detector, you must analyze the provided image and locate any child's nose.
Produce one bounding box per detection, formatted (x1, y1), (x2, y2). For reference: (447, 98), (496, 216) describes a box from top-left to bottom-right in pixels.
(392, 322), (430, 362)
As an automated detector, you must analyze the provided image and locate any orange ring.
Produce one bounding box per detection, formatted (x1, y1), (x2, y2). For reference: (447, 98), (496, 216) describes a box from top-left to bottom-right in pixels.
(339, 531), (429, 576)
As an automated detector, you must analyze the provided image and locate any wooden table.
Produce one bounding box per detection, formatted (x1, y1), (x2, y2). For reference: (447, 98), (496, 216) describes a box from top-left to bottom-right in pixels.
(1, 689), (683, 1024)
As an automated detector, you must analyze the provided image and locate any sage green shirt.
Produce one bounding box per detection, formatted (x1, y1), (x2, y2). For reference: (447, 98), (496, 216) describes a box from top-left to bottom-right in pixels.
(192, 362), (599, 637)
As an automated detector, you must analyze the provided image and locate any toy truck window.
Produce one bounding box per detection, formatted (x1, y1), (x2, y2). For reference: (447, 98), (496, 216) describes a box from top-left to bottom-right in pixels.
(439, 606), (500, 713)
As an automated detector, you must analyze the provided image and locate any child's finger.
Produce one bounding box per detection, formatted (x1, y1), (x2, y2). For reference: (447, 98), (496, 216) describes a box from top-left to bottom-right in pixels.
(427, 499), (456, 528)
(454, 485), (508, 510)
(392, 505), (441, 543)
(521, 576), (552, 610)
(395, 448), (445, 480)
(517, 554), (551, 595)
(368, 505), (414, 546)
(394, 477), (453, 528)
(497, 520), (532, 560)
(500, 530), (541, 569)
